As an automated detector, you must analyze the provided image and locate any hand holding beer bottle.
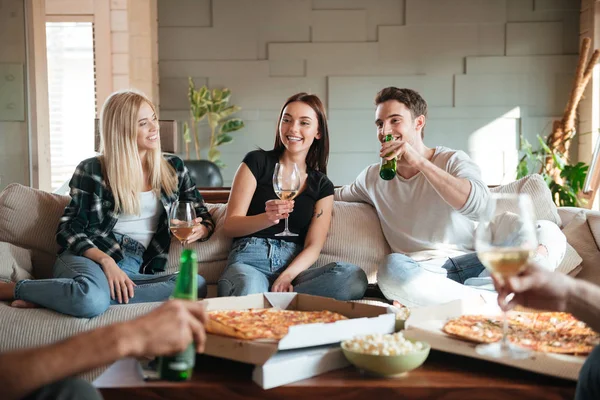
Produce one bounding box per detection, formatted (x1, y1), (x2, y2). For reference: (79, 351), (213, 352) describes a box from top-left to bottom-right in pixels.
(379, 133), (397, 180)
(158, 249), (199, 381)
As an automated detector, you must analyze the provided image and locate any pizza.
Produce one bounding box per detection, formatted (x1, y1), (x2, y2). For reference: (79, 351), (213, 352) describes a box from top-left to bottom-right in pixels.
(442, 312), (600, 355)
(205, 308), (348, 340)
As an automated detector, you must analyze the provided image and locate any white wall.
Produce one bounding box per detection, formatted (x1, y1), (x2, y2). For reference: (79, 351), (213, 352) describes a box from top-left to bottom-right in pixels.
(157, 0), (580, 186)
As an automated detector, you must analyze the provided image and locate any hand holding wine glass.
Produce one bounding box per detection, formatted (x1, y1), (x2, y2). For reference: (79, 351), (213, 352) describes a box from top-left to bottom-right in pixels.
(475, 193), (538, 359)
(169, 201), (206, 246)
(272, 162), (300, 237)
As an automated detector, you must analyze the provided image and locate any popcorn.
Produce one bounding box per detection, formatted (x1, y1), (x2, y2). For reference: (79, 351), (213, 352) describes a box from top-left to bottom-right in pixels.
(343, 332), (425, 356)
(394, 306), (410, 320)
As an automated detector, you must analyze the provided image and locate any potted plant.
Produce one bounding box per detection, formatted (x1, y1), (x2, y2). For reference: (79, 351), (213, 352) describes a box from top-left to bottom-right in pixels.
(183, 77), (245, 169)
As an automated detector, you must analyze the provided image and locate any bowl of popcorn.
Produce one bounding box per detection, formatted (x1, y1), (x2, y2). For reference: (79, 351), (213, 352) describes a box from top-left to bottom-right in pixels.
(341, 332), (430, 377)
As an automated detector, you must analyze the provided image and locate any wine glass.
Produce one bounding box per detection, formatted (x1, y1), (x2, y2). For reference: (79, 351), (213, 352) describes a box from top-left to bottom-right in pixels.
(169, 200), (200, 247)
(475, 193), (538, 359)
(272, 162), (300, 237)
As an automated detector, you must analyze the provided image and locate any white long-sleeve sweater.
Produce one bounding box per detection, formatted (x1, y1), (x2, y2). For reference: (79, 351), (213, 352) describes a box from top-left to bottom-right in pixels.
(335, 146), (489, 265)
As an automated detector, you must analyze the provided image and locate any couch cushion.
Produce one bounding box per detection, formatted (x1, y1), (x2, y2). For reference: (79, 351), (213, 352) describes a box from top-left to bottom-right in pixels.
(166, 203), (230, 284)
(490, 174), (561, 226)
(0, 301), (161, 381)
(0, 242), (33, 282)
(563, 210), (600, 285)
(0, 184), (70, 279)
(316, 201), (391, 283)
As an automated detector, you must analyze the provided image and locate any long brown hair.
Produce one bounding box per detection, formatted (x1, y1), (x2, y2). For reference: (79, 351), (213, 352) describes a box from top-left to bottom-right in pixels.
(99, 90), (177, 214)
(273, 93), (330, 174)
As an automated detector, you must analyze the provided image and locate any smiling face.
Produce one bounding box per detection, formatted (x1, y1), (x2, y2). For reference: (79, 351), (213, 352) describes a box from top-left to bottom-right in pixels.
(375, 100), (424, 146)
(136, 101), (160, 155)
(278, 101), (321, 154)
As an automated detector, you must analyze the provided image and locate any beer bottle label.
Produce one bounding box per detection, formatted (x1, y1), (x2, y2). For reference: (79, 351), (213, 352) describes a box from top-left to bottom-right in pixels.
(167, 344), (195, 371)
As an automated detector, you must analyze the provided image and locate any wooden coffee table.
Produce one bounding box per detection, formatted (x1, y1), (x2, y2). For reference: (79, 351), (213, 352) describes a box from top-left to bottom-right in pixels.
(94, 350), (576, 399)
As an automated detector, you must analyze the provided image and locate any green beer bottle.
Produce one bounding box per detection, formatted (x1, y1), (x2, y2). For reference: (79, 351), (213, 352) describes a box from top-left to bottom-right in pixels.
(379, 134), (397, 180)
(158, 249), (198, 381)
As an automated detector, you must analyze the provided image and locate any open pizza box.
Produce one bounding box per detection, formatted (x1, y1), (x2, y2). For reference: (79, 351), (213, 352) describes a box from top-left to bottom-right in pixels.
(404, 296), (586, 381)
(201, 292), (396, 388)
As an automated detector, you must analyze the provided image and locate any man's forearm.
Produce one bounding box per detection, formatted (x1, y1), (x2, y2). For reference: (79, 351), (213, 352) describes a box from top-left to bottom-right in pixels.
(1, 322), (132, 400)
(567, 279), (600, 333)
(418, 159), (471, 210)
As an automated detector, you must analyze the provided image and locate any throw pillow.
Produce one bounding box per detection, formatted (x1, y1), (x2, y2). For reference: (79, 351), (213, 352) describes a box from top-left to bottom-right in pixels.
(0, 242), (33, 282)
(317, 201), (391, 283)
(558, 243), (583, 276)
(490, 174), (561, 226)
(0, 183), (69, 279)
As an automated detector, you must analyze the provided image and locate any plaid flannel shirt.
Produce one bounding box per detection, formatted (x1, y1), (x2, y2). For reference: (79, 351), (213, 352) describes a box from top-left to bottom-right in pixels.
(56, 154), (215, 274)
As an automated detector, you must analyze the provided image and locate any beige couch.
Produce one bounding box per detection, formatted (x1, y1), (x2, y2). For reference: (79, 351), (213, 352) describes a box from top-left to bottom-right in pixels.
(1, 176), (600, 380)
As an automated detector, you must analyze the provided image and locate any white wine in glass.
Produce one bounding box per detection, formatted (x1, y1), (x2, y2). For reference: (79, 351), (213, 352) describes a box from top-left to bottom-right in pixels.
(475, 193), (538, 359)
(272, 162), (300, 237)
(169, 200), (200, 247)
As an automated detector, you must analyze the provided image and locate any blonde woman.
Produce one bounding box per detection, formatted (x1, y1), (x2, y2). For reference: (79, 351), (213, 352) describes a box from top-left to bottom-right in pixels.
(0, 90), (214, 318)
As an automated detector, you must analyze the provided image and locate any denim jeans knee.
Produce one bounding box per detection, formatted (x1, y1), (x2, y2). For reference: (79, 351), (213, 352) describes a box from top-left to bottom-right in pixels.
(66, 279), (111, 318)
(377, 253), (419, 285)
(217, 262), (270, 297)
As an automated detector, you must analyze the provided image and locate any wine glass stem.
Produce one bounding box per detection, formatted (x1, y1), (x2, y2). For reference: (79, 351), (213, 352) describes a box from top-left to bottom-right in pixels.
(501, 310), (509, 350)
(284, 216), (290, 233)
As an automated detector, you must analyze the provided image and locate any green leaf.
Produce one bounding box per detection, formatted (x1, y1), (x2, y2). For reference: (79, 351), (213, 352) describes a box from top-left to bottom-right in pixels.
(221, 118), (244, 134)
(182, 122), (191, 143)
(551, 151), (565, 170)
(537, 135), (552, 155)
(220, 88), (231, 104)
(516, 158), (529, 179)
(212, 88), (223, 102)
(215, 133), (233, 146)
(193, 105), (209, 121)
(208, 147), (221, 162)
(214, 159), (226, 169)
(219, 105), (241, 120)
(207, 112), (220, 129)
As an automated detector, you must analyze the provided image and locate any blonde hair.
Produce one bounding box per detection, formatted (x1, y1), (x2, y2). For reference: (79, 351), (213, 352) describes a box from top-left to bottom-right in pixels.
(99, 90), (178, 215)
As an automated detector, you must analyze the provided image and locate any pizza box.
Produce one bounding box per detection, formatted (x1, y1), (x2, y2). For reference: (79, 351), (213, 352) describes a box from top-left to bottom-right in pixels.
(252, 344), (349, 389)
(201, 292), (396, 366)
(404, 296), (586, 381)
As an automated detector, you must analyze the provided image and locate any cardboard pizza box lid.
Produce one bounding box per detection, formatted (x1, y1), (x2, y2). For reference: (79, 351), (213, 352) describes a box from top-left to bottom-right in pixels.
(405, 296), (586, 381)
(251, 344), (349, 389)
(201, 293), (395, 365)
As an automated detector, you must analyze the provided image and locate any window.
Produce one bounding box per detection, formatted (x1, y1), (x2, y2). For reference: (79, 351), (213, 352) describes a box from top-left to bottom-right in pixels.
(46, 22), (95, 191)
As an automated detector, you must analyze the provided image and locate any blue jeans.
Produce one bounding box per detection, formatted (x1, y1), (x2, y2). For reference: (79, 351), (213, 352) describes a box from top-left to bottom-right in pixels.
(14, 234), (207, 318)
(23, 377), (102, 400)
(217, 237), (367, 301)
(377, 253), (494, 307)
(441, 252), (485, 284)
(576, 345), (600, 400)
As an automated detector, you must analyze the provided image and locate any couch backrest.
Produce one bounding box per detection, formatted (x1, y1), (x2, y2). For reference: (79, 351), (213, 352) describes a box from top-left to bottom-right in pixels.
(0, 184), (390, 284)
(167, 201), (390, 284)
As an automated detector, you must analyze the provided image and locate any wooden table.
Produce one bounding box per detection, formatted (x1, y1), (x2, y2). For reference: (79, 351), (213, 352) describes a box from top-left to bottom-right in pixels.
(94, 350), (576, 399)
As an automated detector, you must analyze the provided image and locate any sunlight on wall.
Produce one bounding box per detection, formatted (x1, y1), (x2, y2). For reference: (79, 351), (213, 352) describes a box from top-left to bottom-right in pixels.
(467, 107), (522, 185)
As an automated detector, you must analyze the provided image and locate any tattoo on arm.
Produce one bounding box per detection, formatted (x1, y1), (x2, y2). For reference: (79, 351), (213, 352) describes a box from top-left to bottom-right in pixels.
(313, 209), (323, 219)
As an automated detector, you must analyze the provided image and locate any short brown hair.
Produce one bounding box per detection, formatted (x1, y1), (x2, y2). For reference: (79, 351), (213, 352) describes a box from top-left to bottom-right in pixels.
(375, 87), (428, 137)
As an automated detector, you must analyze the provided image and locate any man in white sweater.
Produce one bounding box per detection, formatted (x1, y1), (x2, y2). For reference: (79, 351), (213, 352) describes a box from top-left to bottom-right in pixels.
(335, 87), (565, 307)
